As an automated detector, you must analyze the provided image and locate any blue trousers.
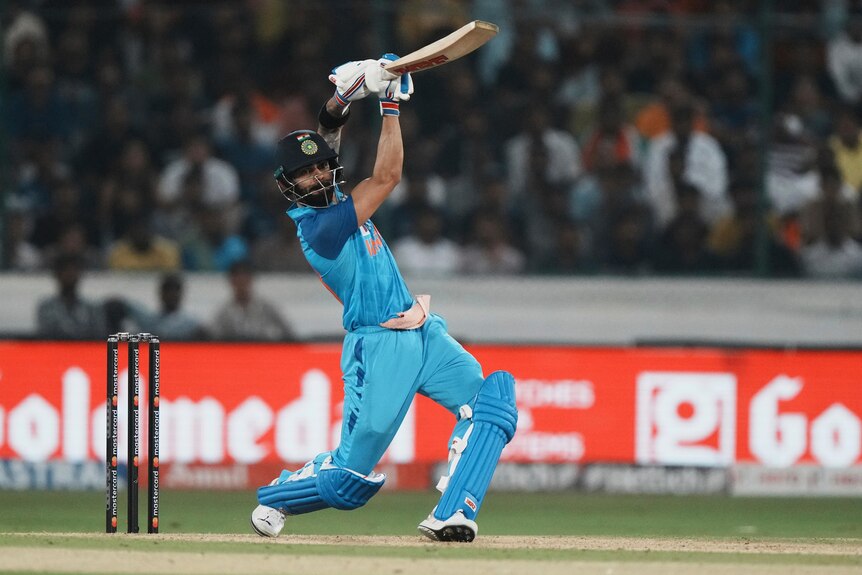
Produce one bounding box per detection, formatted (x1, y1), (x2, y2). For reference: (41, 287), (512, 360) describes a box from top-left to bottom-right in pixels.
(332, 314), (484, 475)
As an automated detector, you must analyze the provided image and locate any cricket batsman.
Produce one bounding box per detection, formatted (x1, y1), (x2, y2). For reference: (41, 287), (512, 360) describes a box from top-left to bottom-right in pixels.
(250, 55), (517, 542)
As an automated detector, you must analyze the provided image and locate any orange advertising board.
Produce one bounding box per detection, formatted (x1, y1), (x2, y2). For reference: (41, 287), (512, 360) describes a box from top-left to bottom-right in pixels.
(0, 342), (860, 469)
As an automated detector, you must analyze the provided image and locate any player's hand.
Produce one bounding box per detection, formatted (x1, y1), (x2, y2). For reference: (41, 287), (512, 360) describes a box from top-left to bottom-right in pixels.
(370, 54), (414, 116)
(363, 54), (399, 94)
(366, 54), (413, 100)
(328, 59), (375, 106)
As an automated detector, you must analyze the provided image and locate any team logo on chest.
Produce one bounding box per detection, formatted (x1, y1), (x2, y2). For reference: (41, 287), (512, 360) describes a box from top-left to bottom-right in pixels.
(360, 222), (383, 256)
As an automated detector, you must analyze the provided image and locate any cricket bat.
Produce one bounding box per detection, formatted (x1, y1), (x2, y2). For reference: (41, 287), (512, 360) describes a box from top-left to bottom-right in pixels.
(383, 20), (499, 75)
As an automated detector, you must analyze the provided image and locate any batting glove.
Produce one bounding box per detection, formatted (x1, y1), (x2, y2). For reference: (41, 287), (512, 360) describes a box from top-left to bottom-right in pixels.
(370, 54), (414, 116)
(328, 59), (376, 107)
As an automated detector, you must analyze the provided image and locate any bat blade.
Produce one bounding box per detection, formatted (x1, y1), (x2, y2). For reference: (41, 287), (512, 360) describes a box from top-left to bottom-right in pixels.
(383, 20), (499, 75)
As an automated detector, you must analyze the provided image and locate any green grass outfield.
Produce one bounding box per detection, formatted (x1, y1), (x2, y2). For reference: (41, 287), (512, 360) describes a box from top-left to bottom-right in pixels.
(1, 490), (860, 574)
(0, 489), (860, 538)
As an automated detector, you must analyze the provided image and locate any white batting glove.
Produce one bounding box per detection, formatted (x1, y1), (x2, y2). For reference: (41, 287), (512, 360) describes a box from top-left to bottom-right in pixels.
(328, 59), (376, 107)
(364, 54), (403, 95)
(381, 72), (414, 102)
(367, 54), (414, 116)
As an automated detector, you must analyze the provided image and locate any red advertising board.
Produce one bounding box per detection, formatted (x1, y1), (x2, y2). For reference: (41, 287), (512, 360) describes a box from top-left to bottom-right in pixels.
(0, 342), (860, 471)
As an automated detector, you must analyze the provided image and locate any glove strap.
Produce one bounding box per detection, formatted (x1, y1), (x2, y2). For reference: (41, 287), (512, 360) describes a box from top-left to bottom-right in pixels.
(319, 103), (350, 129)
(332, 71), (367, 107)
(379, 100), (400, 117)
(333, 91), (349, 107)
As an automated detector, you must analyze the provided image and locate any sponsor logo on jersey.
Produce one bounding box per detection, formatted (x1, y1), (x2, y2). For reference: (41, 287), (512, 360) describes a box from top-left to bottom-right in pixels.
(360, 222), (383, 256)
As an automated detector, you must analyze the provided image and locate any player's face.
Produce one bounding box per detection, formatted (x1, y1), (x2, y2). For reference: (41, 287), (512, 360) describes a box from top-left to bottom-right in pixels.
(292, 161), (333, 193)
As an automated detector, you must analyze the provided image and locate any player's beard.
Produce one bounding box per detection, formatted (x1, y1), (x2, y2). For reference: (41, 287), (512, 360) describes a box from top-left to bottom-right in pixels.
(296, 175), (335, 208)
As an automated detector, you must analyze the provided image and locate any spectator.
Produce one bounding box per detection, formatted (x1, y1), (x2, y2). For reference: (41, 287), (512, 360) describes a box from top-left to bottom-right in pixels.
(504, 106), (582, 204)
(210, 260), (295, 341)
(829, 107), (862, 195)
(435, 103), (498, 219)
(709, 65), (758, 149)
(12, 137), (70, 215)
(504, 106), (583, 260)
(2, 202), (42, 271)
(601, 203), (654, 275)
(766, 111), (820, 216)
(215, 96), (277, 209)
(6, 65), (71, 148)
(54, 26), (98, 153)
(708, 179), (801, 276)
(556, 31), (602, 112)
(107, 213), (181, 272)
(179, 205), (249, 271)
(522, 182), (576, 264)
(784, 74), (833, 139)
(571, 162), (644, 260)
(157, 131), (241, 232)
(826, 7), (862, 108)
(125, 273), (207, 340)
(43, 223), (103, 271)
(152, 165), (202, 244)
(461, 212), (525, 275)
(653, 184), (720, 274)
(97, 138), (160, 242)
(251, 212), (311, 273)
(36, 253), (107, 339)
(800, 165), (861, 245)
(458, 174), (525, 246)
(392, 207), (462, 277)
(3, 9), (50, 90)
(686, 0), (760, 77)
(625, 25), (686, 96)
(30, 178), (98, 251)
(801, 202), (862, 279)
(634, 74), (709, 140)
(534, 219), (588, 275)
(579, 96), (642, 172)
(644, 100), (729, 229)
(212, 90), (282, 149)
(773, 33), (838, 112)
(385, 170), (449, 241)
(75, 95), (148, 192)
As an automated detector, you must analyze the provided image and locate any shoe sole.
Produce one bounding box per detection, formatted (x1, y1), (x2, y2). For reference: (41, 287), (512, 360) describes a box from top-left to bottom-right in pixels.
(418, 524), (475, 542)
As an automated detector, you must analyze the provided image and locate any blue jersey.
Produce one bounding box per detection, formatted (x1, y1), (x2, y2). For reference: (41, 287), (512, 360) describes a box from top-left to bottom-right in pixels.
(288, 196), (413, 331)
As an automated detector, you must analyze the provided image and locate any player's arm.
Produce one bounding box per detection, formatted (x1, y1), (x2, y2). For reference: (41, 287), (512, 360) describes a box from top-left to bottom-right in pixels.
(351, 115), (403, 225)
(348, 55), (413, 225)
(317, 96), (349, 154)
(324, 54), (413, 225)
(320, 58), (378, 153)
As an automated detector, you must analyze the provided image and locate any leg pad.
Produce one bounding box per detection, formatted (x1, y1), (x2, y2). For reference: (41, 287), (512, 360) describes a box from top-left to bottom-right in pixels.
(433, 371), (517, 522)
(318, 467), (385, 510)
(258, 459), (385, 515)
(472, 371), (518, 442)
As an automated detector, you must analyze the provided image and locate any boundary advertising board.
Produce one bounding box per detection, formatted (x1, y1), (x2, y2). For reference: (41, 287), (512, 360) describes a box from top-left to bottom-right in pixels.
(0, 342), (859, 491)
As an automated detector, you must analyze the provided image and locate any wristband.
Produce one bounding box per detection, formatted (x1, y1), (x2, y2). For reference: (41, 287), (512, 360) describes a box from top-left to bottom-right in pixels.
(319, 103), (350, 130)
(379, 101), (400, 117)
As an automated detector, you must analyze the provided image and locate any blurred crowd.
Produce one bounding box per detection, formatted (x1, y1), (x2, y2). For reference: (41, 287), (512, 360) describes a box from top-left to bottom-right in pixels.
(35, 254), (295, 341)
(4, 0), (862, 284)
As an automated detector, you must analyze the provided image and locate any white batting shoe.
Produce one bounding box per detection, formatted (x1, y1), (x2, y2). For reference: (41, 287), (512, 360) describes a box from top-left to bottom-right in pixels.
(418, 510), (477, 542)
(251, 504), (285, 538)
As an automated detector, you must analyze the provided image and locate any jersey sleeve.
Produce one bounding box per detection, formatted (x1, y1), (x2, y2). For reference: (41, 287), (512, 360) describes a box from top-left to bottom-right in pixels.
(298, 197), (358, 260)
